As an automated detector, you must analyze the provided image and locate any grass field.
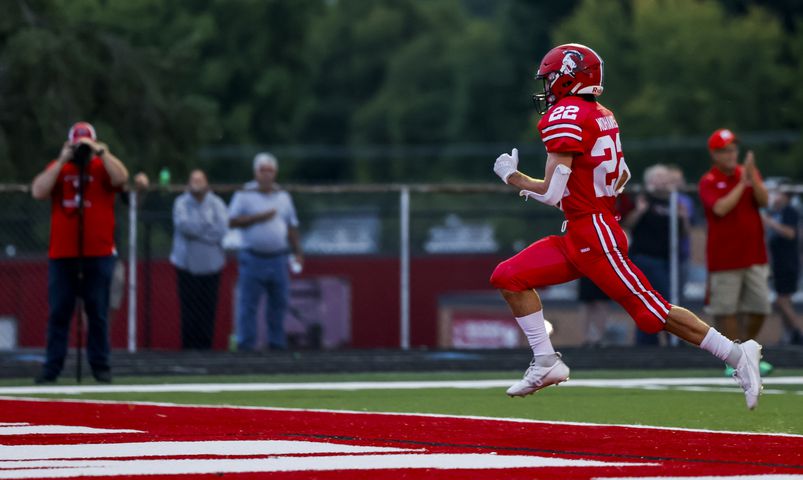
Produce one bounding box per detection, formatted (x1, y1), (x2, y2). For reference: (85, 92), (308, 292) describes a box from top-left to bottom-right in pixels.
(3, 368), (803, 436)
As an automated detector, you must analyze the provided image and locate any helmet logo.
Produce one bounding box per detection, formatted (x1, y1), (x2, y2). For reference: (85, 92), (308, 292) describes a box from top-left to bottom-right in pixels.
(559, 50), (584, 77)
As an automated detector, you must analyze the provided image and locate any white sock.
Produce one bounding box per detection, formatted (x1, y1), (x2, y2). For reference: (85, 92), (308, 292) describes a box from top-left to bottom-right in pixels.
(516, 310), (555, 356)
(700, 328), (741, 368)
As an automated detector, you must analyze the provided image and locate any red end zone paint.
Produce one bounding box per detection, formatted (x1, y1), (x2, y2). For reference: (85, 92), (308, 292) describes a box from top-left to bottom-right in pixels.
(0, 398), (801, 479)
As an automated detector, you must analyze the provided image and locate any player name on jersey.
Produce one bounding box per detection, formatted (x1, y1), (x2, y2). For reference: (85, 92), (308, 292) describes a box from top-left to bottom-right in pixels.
(596, 115), (618, 132)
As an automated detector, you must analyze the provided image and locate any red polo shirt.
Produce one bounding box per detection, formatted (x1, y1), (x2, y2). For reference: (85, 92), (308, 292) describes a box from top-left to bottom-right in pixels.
(699, 165), (767, 272)
(48, 157), (119, 259)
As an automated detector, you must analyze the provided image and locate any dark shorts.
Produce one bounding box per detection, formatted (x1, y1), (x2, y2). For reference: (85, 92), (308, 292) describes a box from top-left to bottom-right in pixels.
(773, 268), (800, 295)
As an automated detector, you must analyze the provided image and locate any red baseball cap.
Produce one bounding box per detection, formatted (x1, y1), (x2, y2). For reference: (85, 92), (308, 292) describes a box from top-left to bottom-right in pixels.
(68, 121), (97, 145)
(707, 128), (738, 150)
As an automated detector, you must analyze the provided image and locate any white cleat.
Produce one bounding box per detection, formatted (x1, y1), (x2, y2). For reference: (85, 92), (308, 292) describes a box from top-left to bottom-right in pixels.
(732, 340), (763, 410)
(506, 353), (570, 397)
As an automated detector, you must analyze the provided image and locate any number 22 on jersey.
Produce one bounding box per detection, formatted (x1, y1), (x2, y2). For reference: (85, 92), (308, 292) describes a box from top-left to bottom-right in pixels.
(591, 133), (630, 198)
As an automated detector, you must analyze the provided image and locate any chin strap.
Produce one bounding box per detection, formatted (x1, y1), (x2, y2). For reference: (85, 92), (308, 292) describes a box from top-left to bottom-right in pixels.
(519, 164), (572, 206)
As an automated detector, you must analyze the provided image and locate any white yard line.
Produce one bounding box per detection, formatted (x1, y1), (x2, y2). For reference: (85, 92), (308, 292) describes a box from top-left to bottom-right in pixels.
(0, 425), (140, 436)
(0, 440), (413, 459)
(0, 376), (800, 395)
(0, 455), (657, 478)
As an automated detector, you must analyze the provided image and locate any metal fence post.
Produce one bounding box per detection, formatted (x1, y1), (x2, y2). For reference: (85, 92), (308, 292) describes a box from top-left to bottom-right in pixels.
(400, 186), (410, 350)
(127, 190), (138, 353)
(669, 189), (679, 306)
(668, 189), (680, 347)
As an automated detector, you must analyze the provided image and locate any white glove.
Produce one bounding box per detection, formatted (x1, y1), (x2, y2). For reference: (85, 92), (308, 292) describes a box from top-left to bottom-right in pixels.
(493, 148), (519, 184)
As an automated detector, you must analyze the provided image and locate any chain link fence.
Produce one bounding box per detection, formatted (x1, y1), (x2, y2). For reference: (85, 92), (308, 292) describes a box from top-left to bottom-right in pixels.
(1, 182), (801, 357)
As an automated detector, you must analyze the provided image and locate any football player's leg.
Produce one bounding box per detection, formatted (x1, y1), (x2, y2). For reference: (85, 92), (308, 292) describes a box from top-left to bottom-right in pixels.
(665, 306), (763, 410)
(581, 221), (761, 408)
(490, 235), (581, 340)
(580, 244), (671, 335)
(490, 236), (578, 396)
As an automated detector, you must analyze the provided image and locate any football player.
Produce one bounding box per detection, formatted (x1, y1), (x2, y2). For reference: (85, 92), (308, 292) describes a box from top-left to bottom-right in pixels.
(491, 44), (763, 409)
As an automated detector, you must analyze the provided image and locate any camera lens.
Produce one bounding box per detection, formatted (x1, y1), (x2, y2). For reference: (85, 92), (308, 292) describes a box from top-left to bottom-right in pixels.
(72, 143), (93, 166)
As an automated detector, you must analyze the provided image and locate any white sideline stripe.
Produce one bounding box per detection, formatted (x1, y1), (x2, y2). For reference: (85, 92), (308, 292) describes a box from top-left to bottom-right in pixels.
(0, 455), (656, 478)
(1, 376), (801, 396)
(5, 395), (803, 439)
(0, 426), (140, 436)
(0, 440), (412, 460)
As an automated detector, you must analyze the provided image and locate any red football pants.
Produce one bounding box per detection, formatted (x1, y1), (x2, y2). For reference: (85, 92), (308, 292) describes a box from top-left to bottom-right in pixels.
(490, 212), (670, 333)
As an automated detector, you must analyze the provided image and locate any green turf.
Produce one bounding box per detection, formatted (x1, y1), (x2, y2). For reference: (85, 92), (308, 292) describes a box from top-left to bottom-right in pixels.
(6, 369), (803, 435)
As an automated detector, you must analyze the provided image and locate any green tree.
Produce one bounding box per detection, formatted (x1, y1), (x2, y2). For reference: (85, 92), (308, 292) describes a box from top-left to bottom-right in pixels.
(553, 0), (790, 180)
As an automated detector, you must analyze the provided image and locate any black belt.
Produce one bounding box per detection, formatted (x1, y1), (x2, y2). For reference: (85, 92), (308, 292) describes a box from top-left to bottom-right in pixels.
(245, 249), (290, 259)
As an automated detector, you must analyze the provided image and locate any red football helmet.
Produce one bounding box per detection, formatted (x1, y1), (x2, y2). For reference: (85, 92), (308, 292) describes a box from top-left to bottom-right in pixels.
(533, 43), (604, 114)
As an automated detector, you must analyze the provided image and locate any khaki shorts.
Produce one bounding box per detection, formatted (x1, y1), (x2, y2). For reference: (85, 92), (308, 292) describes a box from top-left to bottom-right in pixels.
(706, 264), (771, 316)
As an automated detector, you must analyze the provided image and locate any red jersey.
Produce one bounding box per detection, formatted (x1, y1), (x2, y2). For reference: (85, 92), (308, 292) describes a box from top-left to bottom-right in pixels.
(537, 96), (631, 221)
(699, 165), (767, 271)
(48, 157), (119, 259)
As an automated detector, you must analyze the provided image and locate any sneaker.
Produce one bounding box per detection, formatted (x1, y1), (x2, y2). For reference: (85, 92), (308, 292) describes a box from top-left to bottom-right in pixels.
(732, 340), (763, 410)
(726, 360), (772, 377)
(506, 353), (570, 397)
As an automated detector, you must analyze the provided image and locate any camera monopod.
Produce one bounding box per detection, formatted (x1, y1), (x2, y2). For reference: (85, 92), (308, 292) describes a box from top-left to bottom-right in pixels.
(73, 145), (90, 384)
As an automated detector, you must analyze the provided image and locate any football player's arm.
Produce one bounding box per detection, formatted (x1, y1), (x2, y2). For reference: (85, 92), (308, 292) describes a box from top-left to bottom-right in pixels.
(509, 152), (573, 206)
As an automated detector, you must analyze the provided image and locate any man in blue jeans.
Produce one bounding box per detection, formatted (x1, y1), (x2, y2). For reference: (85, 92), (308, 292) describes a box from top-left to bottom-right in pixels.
(31, 122), (129, 383)
(228, 152), (303, 351)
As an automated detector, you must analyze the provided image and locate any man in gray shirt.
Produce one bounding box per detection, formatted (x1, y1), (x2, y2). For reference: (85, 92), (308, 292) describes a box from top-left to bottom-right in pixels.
(228, 152), (303, 350)
(170, 169), (228, 349)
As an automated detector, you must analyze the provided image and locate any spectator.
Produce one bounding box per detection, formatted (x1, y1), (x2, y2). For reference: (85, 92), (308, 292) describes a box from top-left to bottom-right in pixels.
(170, 169), (228, 350)
(763, 180), (803, 344)
(228, 153), (303, 351)
(622, 164), (688, 345)
(699, 129), (770, 343)
(31, 122), (129, 384)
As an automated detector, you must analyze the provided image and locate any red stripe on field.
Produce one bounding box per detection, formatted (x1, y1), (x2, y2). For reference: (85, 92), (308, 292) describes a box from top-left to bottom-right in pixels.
(0, 398), (801, 479)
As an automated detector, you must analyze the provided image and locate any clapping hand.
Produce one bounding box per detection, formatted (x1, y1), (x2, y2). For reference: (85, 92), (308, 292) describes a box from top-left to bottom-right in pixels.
(742, 151), (756, 186)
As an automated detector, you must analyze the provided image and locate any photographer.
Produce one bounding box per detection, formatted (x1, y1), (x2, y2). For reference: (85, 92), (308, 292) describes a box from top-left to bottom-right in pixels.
(31, 122), (129, 384)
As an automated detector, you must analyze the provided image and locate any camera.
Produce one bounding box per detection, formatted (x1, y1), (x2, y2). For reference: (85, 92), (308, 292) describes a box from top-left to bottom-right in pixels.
(71, 143), (94, 166)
